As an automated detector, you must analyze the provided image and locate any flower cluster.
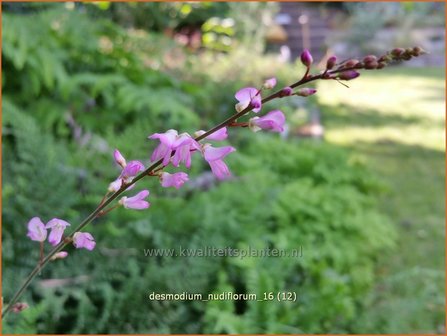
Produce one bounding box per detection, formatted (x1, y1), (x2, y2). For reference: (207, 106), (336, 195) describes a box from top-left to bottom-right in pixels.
(144, 76), (293, 183)
(148, 128), (235, 181)
(27, 217), (95, 257)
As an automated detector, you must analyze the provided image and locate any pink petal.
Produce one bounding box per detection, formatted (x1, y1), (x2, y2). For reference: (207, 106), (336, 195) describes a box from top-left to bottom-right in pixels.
(161, 172), (189, 189)
(45, 218), (70, 229)
(251, 95), (262, 113)
(151, 143), (171, 163)
(127, 190), (150, 202)
(73, 232), (96, 251)
(127, 200), (150, 210)
(205, 127), (228, 141)
(171, 148), (182, 167)
(121, 160), (144, 177)
(261, 110), (285, 127)
(171, 139), (198, 168)
(27, 217), (47, 242)
(148, 129), (178, 146)
(108, 178), (122, 192)
(149, 130), (178, 164)
(209, 159), (231, 180)
(45, 219), (70, 246)
(172, 133), (193, 149)
(203, 145), (236, 162)
(235, 87), (258, 103)
(251, 110), (286, 132)
(52, 251), (68, 260)
(263, 77), (277, 89)
(113, 149), (126, 168)
(48, 226), (65, 246)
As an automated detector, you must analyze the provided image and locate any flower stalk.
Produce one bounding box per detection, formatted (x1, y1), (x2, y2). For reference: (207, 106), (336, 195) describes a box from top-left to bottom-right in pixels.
(2, 46), (425, 318)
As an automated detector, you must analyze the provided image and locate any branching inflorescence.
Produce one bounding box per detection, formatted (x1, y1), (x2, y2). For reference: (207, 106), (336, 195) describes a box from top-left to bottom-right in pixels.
(3, 46), (426, 317)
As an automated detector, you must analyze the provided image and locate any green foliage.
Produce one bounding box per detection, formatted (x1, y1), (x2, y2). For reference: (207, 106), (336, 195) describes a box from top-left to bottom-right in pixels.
(344, 2), (445, 53)
(201, 139), (396, 333)
(2, 99), (78, 267)
(2, 8), (200, 138)
(84, 2), (231, 32)
(3, 6), (398, 334)
(3, 303), (46, 334)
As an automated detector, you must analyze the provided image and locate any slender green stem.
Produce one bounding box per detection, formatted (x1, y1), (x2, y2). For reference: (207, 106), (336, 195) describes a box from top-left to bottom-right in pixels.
(2, 66), (353, 318)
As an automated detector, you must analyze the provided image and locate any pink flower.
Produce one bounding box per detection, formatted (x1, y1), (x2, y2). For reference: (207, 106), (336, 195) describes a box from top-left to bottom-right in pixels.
(73, 232), (96, 251)
(235, 87), (262, 113)
(27, 217), (47, 242)
(160, 172), (189, 189)
(249, 110), (286, 133)
(194, 127), (228, 141)
(203, 145), (236, 180)
(300, 49), (313, 67)
(45, 218), (70, 246)
(263, 77), (277, 89)
(148, 129), (178, 166)
(113, 149), (127, 168)
(295, 88), (317, 97)
(171, 133), (200, 168)
(51, 251), (69, 260)
(120, 160), (144, 180)
(119, 190), (150, 210)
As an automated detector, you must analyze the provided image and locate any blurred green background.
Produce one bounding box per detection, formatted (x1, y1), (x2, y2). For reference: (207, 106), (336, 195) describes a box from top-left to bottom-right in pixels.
(2, 2), (445, 334)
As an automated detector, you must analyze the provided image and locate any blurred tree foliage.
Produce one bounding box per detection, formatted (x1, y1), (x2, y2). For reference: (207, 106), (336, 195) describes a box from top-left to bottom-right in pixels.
(3, 5), (396, 334)
(343, 2), (445, 53)
(88, 2), (230, 32)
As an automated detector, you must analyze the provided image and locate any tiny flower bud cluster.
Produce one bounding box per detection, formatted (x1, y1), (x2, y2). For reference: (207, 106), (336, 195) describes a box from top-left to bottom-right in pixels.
(321, 46), (426, 82)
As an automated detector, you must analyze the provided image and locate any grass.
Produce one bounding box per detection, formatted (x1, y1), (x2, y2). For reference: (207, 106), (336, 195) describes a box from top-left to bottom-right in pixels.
(317, 66), (445, 333)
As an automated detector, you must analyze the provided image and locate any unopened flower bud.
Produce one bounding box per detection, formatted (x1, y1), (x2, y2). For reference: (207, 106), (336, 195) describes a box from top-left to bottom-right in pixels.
(363, 55), (377, 63)
(300, 49), (313, 67)
(401, 52), (412, 61)
(412, 46), (427, 56)
(113, 149), (127, 169)
(263, 77), (277, 89)
(364, 61), (379, 70)
(377, 62), (386, 69)
(391, 48), (405, 57)
(280, 86), (293, 97)
(338, 70), (360, 81)
(295, 88), (317, 97)
(378, 55), (392, 63)
(51, 251), (69, 261)
(326, 56), (337, 70)
(11, 302), (29, 313)
(344, 59), (359, 68)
